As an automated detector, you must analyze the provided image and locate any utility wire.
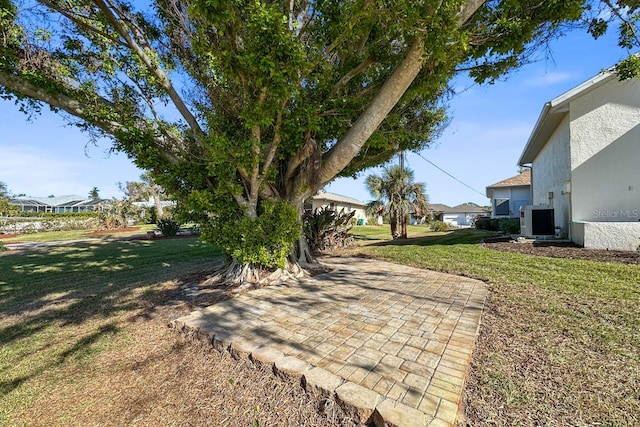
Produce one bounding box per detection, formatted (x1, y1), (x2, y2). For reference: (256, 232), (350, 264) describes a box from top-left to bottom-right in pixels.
(415, 152), (486, 197)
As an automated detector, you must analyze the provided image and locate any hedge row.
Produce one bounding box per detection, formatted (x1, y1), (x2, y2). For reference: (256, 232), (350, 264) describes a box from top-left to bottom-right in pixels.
(475, 217), (520, 234)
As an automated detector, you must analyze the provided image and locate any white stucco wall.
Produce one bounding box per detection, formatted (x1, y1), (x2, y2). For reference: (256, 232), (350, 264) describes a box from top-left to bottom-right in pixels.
(569, 79), (640, 223)
(531, 115), (571, 232)
(573, 221), (640, 251)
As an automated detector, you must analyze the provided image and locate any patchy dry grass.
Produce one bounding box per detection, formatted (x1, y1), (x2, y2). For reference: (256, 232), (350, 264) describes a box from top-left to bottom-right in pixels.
(0, 224), (156, 244)
(0, 238), (353, 426)
(347, 228), (640, 426)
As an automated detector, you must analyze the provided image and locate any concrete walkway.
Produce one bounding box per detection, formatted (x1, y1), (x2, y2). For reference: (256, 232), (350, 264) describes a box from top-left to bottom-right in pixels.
(173, 257), (487, 426)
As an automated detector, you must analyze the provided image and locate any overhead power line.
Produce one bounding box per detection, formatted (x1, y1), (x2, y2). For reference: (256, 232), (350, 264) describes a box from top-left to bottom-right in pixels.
(415, 152), (486, 197)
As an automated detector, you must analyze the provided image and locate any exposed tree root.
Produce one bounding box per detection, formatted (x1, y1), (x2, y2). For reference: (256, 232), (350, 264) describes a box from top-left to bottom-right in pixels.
(201, 258), (310, 295)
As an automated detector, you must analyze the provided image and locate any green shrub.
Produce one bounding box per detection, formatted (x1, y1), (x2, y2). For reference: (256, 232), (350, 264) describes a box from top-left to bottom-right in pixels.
(303, 207), (355, 254)
(474, 217), (492, 230)
(16, 211), (98, 218)
(499, 218), (521, 234)
(156, 219), (181, 237)
(475, 217), (520, 234)
(429, 220), (450, 232)
(144, 207), (158, 224)
(0, 241), (6, 252)
(201, 200), (300, 269)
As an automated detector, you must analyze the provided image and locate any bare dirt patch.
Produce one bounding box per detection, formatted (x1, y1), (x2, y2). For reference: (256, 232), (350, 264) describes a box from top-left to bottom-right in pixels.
(483, 237), (640, 264)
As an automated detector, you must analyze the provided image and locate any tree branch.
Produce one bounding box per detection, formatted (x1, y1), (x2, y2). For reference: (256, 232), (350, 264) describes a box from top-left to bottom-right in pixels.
(39, 0), (128, 48)
(0, 69), (180, 164)
(93, 0), (205, 139)
(319, 0), (487, 186)
(327, 56), (374, 99)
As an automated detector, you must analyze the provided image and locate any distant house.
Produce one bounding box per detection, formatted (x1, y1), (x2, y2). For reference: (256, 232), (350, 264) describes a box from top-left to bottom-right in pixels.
(485, 170), (531, 218)
(518, 66), (640, 250)
(306, 191), (367, 222)
(423, 203), (450, 223)
(131, 197), (176, 211)
(430, 203), (488, 227)
(9, 195), (104, 213)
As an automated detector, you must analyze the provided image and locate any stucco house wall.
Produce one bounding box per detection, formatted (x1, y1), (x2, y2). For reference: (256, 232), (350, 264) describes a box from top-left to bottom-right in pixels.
(485, 170), (531, 218)
(570, 79), (640, 224)
(519, 67), (640, 250)
(530, 115), (571, 233)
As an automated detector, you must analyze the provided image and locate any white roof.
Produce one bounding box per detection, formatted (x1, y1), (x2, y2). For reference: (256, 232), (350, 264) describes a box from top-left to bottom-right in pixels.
(311, 191), (365, 207)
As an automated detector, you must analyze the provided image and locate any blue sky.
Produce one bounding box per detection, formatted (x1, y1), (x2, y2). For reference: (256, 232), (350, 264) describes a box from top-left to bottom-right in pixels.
(0, 26), (633, 203)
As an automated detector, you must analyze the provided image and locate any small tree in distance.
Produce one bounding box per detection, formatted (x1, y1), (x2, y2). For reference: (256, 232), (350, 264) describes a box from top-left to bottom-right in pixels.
(89, 187), (100, 201)
(119, 172), (166, 219)
(365, 166), (428, 239)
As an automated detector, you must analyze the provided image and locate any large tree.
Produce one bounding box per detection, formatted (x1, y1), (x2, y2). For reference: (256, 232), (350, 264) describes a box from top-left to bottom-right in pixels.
(0, 0), (597, 283)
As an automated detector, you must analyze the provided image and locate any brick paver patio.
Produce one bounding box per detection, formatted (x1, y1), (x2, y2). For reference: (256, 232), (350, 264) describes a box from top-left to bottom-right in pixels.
(173, 257), (487, 426)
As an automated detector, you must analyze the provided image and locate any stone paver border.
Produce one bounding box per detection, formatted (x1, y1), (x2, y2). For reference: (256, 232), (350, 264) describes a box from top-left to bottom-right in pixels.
(171, 321), (442, 426)
(171, 257), (487, 426)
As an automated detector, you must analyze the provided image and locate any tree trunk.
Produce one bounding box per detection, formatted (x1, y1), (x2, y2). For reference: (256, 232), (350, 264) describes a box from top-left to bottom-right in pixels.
(390, 211), (398, 239)
(401, 213), (408, 239)
(151, 186), (164, 219)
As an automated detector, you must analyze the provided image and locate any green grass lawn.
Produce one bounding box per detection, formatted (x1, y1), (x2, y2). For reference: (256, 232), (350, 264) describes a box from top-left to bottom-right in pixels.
(0, 238), (223, 423)
(349, 227), (640, 426)
(351, 224), (437, 240)
(0, 224), (156, 244)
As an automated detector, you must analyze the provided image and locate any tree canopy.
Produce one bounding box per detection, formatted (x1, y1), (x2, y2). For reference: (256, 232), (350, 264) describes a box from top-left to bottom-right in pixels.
(0, 0), (621, 275)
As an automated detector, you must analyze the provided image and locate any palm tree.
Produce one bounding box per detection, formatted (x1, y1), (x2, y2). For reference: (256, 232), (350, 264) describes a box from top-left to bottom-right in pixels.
(365, 165), (428, 239)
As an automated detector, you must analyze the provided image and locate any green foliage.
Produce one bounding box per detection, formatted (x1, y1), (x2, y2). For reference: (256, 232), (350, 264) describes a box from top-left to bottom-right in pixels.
(303, 207), (355, 254)
(144, 206), (158, 224)
(16, 211), (98, 218)
(475, 217), (520, 234)
(0, 197), (19, 216)
(474, 217), (493, 231)
(499, 218), (521, 234)
(96, 199), (140, 230)
(0, 216), (98, 234)
(89, 187), (100, 200)
(156, 218), (180, 237)
(365, 165), (428, 239)
(429, 220), (450, 232)
(0, 240), (6, 251)
(201, 200), (300, 269)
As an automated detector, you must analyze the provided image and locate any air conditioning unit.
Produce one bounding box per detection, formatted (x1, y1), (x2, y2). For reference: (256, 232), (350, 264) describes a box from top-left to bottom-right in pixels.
(520, 205), (555, 237)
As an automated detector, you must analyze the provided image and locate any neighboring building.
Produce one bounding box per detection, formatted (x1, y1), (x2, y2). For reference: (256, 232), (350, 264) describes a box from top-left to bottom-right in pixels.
(132, 197), (176, 210)
(306, 190), (367, 222)
(518, 67), (640, 250)
(440, 203), (489, 227)
(424, 203), (450, 223)
(485, 170), (531, 218)
(9, 195), (104, 213)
